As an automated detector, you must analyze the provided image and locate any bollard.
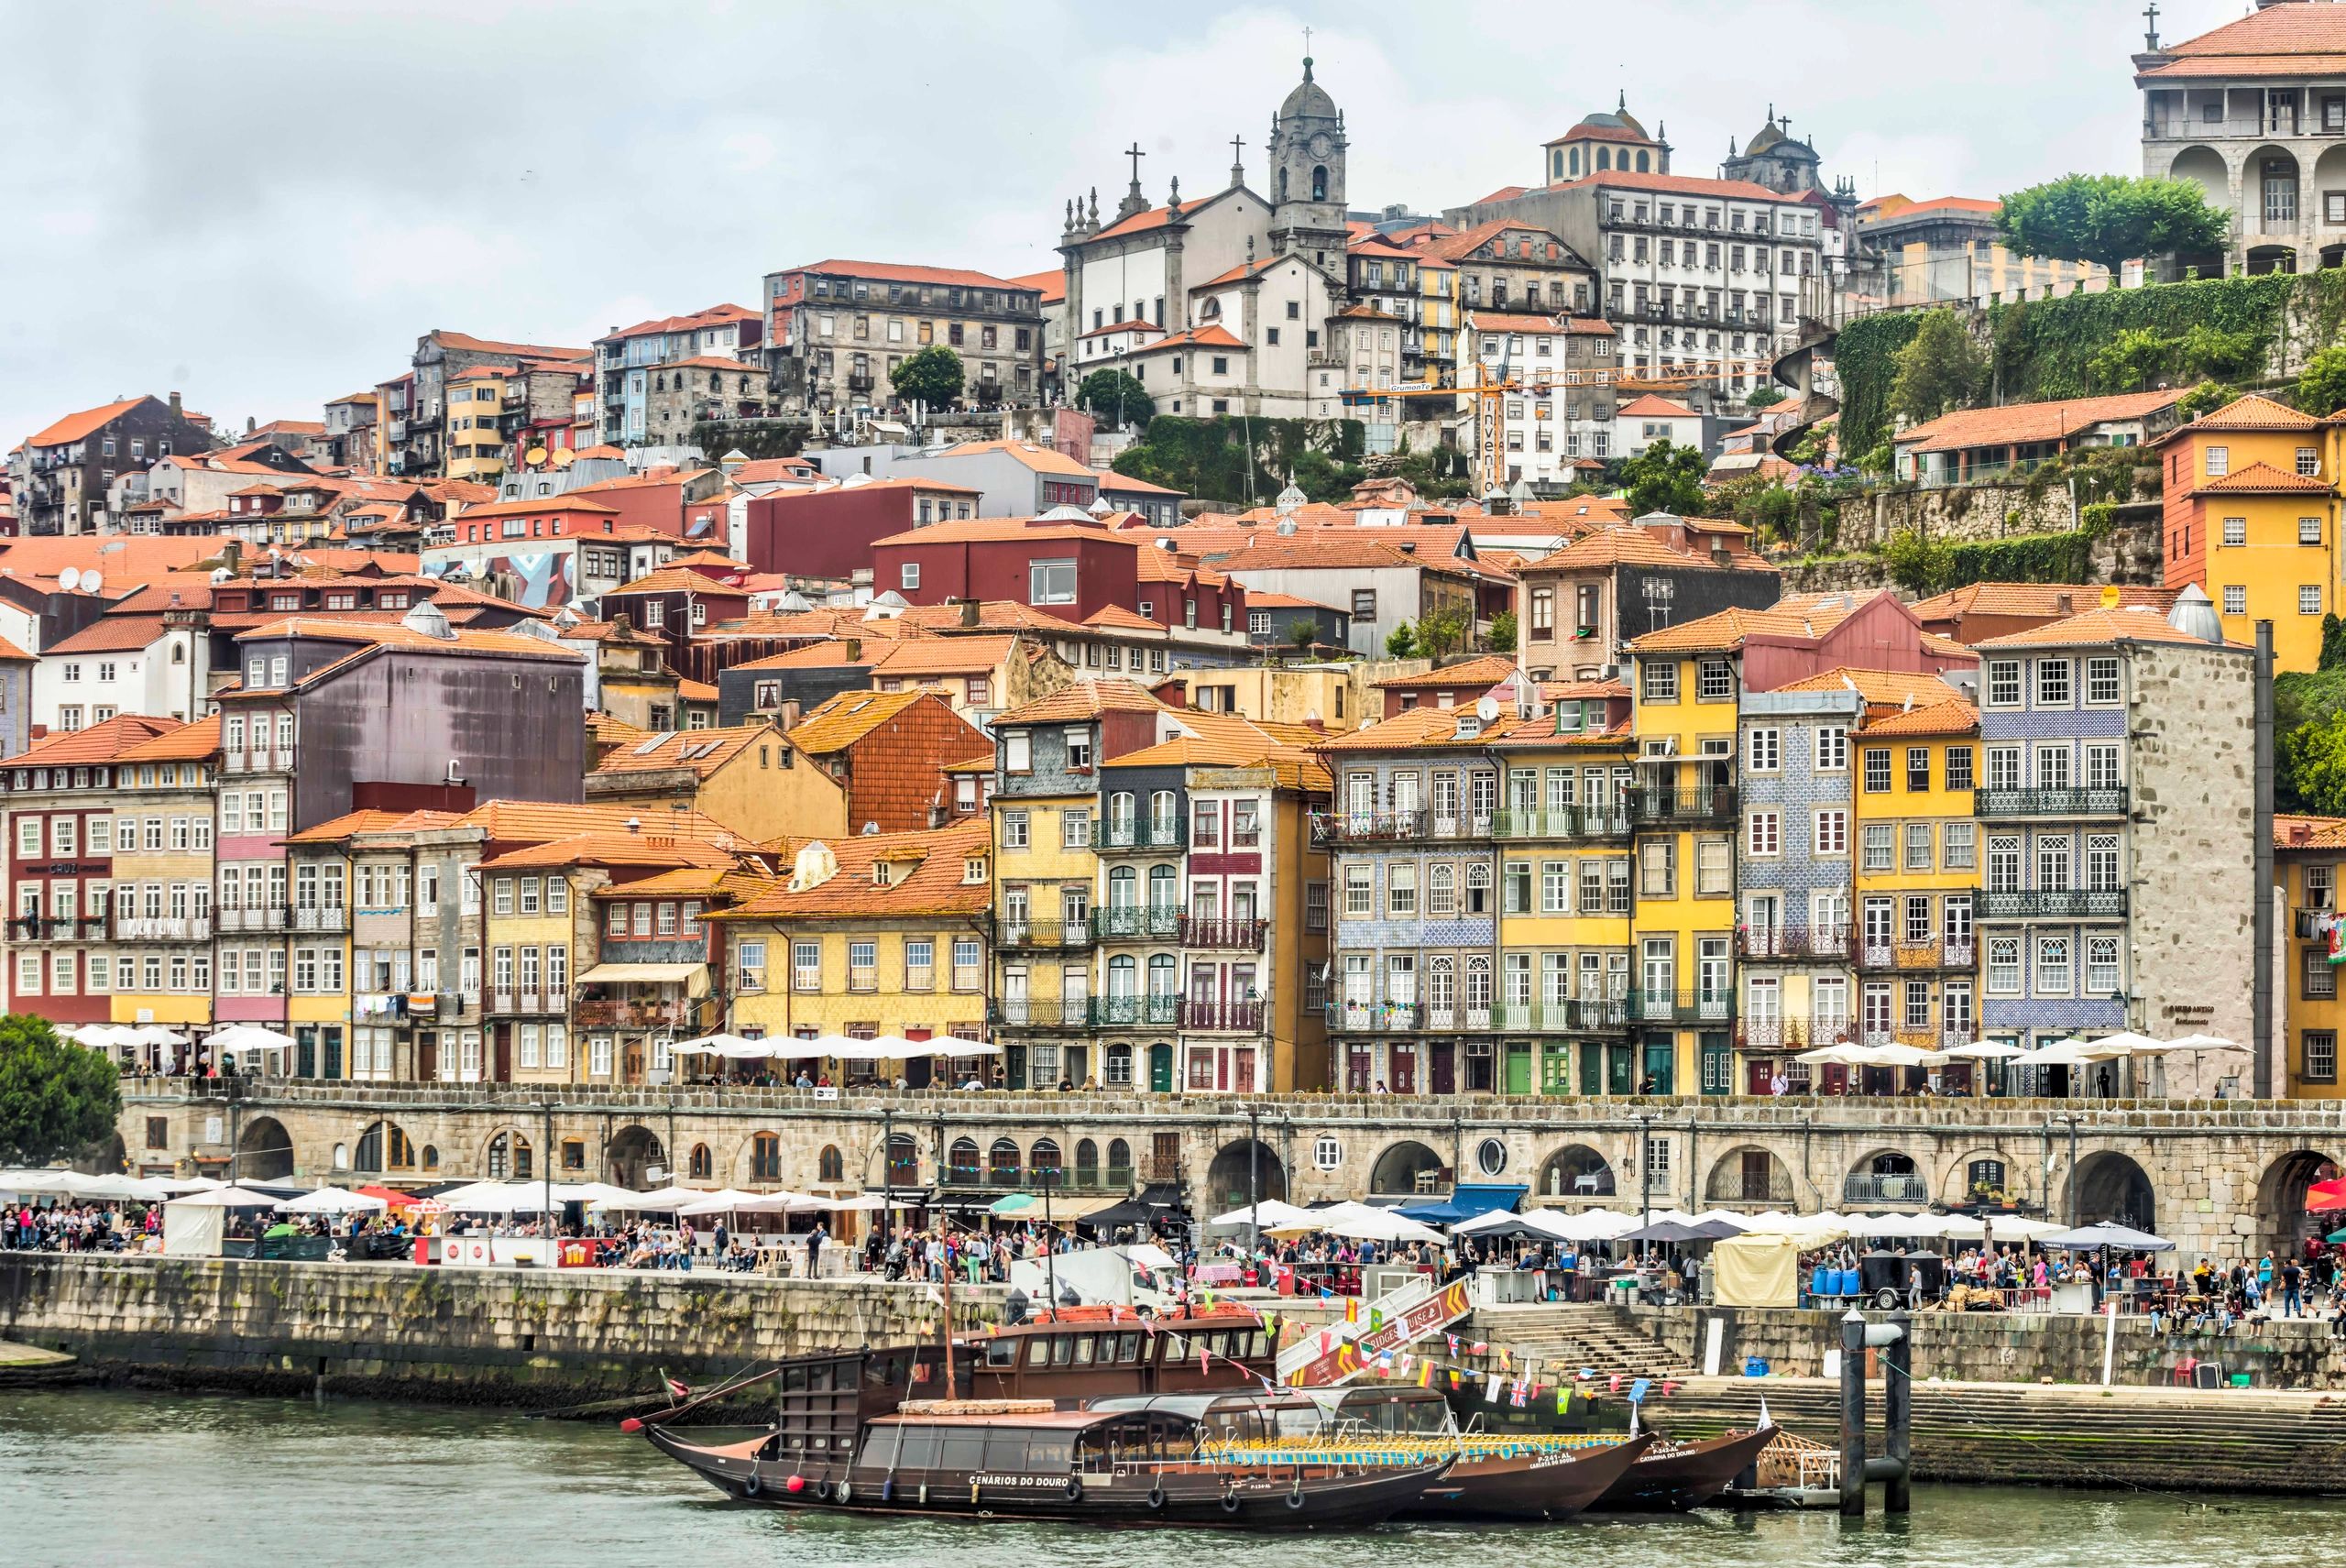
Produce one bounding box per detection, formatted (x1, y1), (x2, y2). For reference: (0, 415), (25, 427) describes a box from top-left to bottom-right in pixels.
(1838, 1309), (1866, 1518)
(1882, 1310), (1912, 1514)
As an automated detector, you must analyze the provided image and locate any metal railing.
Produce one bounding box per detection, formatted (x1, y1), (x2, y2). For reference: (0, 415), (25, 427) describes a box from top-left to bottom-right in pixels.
(1979, 889), (2127, 919)
(1179, 915), (1266, 951)
(987, 997), (1091, 1028)
(217, 906), (290, 933)
(1093, 818), (1186, 851)
(1705, 1170), (1796, 1204)
(1844, 1172), (1932, 1206)
(1310, 811), (1492, 847)
(1738, 925), (1849, 959)
(1976, 786), (2127, 817)
(1330, 1000), (1422, 1031)
(114, 916), (210, 942)
(293, 905), (348, 932)
(1629, 988), (1736, 1025)
(1087, 993), (1180, 1027)
(1486, 998), (1633, 1032)
(1095, 905), (1179, 939)
(1490, 806), (1634, 840)
(573, 998), (692, 1028)
(1858, 938), (1977, 970)
(1181, 999), (1266, 1033)
(1737, 1015), (1854, 1051)
(1630, 785), (1738, 825)
(994, 916), (1096, 949)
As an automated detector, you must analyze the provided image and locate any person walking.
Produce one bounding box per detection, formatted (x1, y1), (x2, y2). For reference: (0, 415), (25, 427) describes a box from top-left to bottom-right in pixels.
(2284, 1255), (2306, 1319)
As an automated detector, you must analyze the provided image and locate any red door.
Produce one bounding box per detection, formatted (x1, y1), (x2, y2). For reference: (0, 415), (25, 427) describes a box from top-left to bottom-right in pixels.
(1391, 1045), (1416, 1094)
(492, 1025), (512, 1082)
(1429, 1041), (1456, 1095)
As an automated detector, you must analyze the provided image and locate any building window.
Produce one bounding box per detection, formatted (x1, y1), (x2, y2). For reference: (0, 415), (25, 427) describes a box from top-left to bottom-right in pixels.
(2035, 934), (2071, 996)
(1028, 559), (1076, 605)
(1863, 748), (1891, 794)
(2224, 584), (2248, 616)
(1696, 659), (1733, 700)
(1985, 660), (2022, 707)
(1746, 727), (1779, 773)
(2084, 658), (2121, 706)
(2305, 516), (2326, 545)
(1746, 810), (1780, 856)
(2206, 445), (2229, 477)
(2222, 516), (2246, 546)
(1814, 809), (1847, 855)
(2034, 659), (2070, 707)
(2307, 1031), (2339, 1084)
(1640, 661), (1679, 703)
(2306, 586), (2326, 616)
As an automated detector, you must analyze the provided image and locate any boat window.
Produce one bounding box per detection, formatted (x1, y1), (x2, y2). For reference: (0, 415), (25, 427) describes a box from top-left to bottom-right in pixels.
(1114, 1332), (1143, 1364)
(895, 1430), (941, 1468)
(982, 1431), (1036, 1470)
(1050, 1334), (1076, 1365)
(865, 1354), (904, 1387)
(985, 1338), (1017, 1367)
(781, 1365), (807, 1391)
(1072, 1336), (1096, 1365)
(940, 1431), (987, 1470)
(1204, 1332), (1229, 1358)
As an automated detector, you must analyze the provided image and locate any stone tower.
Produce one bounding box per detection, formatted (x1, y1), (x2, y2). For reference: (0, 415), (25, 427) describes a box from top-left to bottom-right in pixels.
(1266, 56), (1349, 271)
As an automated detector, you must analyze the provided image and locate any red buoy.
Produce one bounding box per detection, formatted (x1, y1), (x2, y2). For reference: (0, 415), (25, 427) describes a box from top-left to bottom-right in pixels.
(785, 1475), (806, 1493)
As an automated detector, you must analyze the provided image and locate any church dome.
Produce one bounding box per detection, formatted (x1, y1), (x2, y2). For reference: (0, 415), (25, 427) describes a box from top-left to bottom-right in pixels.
(1279, 57), (1338, 121)
(1573, 107), (1651, 141)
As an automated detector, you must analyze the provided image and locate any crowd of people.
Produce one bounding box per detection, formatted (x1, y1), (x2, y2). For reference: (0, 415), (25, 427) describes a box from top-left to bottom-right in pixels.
(5, 1201), (145, 1253)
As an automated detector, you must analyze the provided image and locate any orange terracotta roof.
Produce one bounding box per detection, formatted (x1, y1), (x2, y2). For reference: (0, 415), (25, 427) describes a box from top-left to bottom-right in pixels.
(1081, 603), (1162, 632)
(934, 438), (1097, 477)
(1373, 654), (1518, 689)
(454, 799), (740, 844)
(2192, 460), (2331, 495)
(1127, 324), (1247, 353)
(1564, 168), (1799, 202)
(281, 808), (424, 844)
(1973, 605), (2247, 651)
(1, 714), (181, 768)
(993, 678), (1167, 727)
(871, 635), (1020, 676)
(1217, 537), (1477, 575)
(1907, 582), (2178, 621)
(1857, 698), (1979, 737)
(27, 397), (149, 449)
(890, 600), (1089, 637)
(586, 711), (652, 745)
(598, 303), (759, 342)
(430, 331), (590, 362)
(455, 494), (621, 520)
(2167, 392), (2321, 434)
(1627, 597), (1880, 654)
(1524, 524), (1774, 574)
(1777, 666), (1971, 705)
(787, 687), (956, 754)
(1100, 472), (1183, 496)
(229, 618), (580, 663)
(590, 723), (780, 778)
(478, 831), (751, 871)
(787, 258), (1027, 291)
(45, 616), (173, 655)
(1616, 393), (1698, 418)
(1897, 389), (2182, 454)
(111, 713), (221, 763)
(2140, 5), (2346, 79)
(1314, 706), (1541, 752)
(604, 567), (752, 598)
(1003, 269), (1067, 305)
(677, 678), (718, 702)
(1417, 218), (1571, 265)
(1538, 677), (1629, 700)
(2276, 814), (2346, 851)
(723, 817), (992, 919)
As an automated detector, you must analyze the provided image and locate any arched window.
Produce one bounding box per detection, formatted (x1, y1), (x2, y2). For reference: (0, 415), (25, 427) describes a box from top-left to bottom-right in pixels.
(885, 1133), (919, 1185)
(1429, 863), (1455, 915)
(1428, 955), (1455, 1012)
(1150, 790), (1177, 830)
(332, 1143), (349, 1170)
(1031, 1137), (1063, 1184)
(1108, 954), (1136, 996)
(1464, 954), (1493, 1010)
(1109, 791), (1135, 828)
(1075, 1139), (1100, 1182)
(1277, 167), (1289, 202)
(1570, 147), (1582, 177)
(751, 1132), (782, 1181)
(1465, 862), (1492, 914)
(948, 1137), (981, 1183)
(1635, 149), (1650, 172)
(356, 1120), (412, 1171)
(1108, 865), (1136, 907)
(422, 1146), (439, 1171)
(1108, 1138), (1132, 1178)
(689, 1143), (713, 1180)
(817, 1144), (844, 1183)
(1311, 164), (1328, 202)
(487, 1132), (532, 1179)
(1103, 1043), (1133, 1085)
(988, 1137), (1021, 1185)
(1147, 864), (1177, 908)
(1597, 147), (1611, 171)
(1147, 953), (1178, 995)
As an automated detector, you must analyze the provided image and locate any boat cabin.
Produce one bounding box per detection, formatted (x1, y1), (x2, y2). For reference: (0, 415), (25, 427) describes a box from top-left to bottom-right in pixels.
(853, 1407), (1203, 1480)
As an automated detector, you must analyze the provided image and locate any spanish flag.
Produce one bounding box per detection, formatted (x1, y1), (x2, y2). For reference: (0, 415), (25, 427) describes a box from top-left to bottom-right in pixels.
(1345, 1298), (1360, 1324)
(1416, 1361), (1434, 1388)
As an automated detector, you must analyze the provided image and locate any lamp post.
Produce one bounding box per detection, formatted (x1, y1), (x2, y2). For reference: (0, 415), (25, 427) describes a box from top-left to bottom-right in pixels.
(1246, 1102), (1262, 1255)
(1637, 1113), (1655, 1228)
(2060, 1112), (2081, 1228)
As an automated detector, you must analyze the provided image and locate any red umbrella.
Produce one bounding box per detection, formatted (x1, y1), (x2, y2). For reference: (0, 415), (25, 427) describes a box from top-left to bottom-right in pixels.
(2305, 1177), (2346, 1212)
(354, 1184), (424, 1209)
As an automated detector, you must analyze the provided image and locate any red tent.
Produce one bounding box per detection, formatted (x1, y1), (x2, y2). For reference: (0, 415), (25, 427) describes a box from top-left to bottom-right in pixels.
(2304, 1177), (2346, 1212)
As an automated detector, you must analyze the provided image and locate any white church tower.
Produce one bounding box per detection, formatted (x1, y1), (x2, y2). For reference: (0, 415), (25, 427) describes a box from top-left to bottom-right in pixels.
(1266, 55), (1349, 275)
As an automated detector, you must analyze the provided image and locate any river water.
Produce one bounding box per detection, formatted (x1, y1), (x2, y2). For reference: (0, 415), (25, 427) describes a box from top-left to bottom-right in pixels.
(2, 1386), (2337, 1568)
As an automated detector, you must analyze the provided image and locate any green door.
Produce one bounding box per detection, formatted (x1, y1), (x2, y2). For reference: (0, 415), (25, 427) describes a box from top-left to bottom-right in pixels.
(1699, 1032), (1732, 1096)
(1147, 1043), (1175, 1093)
(1578, 1041), (1602, 1096)
(1540, 1044), (1571, 1096)
(1504, 1042), (1533, 1095)
(1642, 1035), (1676, 1095)
(1004, 1044), (1027, 1090)
(1607, 1043), (1636, 1096)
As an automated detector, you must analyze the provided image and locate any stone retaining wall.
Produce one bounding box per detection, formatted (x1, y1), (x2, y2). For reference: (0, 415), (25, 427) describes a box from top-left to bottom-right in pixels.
(0, 1254), (994, 1407)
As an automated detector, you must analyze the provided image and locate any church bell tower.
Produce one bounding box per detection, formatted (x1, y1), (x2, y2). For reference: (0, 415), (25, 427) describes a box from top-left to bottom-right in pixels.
(1266, 55), (1349, 272)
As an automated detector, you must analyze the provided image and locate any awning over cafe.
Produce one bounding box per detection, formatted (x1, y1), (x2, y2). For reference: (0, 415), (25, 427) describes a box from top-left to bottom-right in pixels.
(575, 961), (708, 992)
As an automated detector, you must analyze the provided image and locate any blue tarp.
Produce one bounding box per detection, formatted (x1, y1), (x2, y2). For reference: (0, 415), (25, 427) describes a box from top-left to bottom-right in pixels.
(1395, 1183), (1528, 1224)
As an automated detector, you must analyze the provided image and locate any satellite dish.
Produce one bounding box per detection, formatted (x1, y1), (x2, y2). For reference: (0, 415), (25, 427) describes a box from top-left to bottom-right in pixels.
(57, 568), (80, 591)
(550, 448), (577, 468)
(81, 571), (102, 597)
(524, 446), (549, 467)
(1474, 695), (1501, 723)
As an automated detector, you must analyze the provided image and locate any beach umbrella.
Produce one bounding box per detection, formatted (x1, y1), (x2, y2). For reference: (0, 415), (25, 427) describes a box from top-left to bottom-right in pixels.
(669, 1033), (771, 1059)
(2039, 1220), (2175, 1253)
(74, 1173), (173, 1201)
(1945, 1041), (2027, 1059)
(1795, 1043), (1883, 1066)
(276, 1186), (388, 1215)
(1209, 1198), (1317, 1230)
(1868, 1042), (1949, 1068)
(1619, 1220), (1712, 1245)
(1318, 1206), (1448, 1245)
(166, 1183), (285, 1208)
(1939, 1213), (2065, 1241)
(2327, 1226), (2346, 1245)
(923, 1035), (1003, 1058)
(0, 1169), (98, 1196)
(2306, 1177), (2346, 1213)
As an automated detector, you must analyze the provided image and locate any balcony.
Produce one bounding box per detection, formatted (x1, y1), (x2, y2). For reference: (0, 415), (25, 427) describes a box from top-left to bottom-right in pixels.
(574, 998), (691, 1029)
(2143, 114), (2295, 141)
(846, 372), (875, 392)
(1181, 998), (1265, 1033)
(1738, 925), (1849, 960)
(1095, 905), (1180, 939)
(1844, 1172), (1933, 1207)
(994, 916), (1096, 949)
(1629, 785), (1738, 826)
(218, 906), (290, 933)
(1088, 993), (1181, 1027)
(1487, 998), (1632, 1032)
(1976, 786), (2127, 817)
(1093, 817), (1185, 852)
(1179, 915), (1266, 951)
(1310, 810), (1490, 847)
(1736, 1015), (1854, 1052)
(1491, 805), (1633, 840)
(1330, 999), (1423, 1032)
(986, 997), (1091, 1029)
(1979, 889), (2127, 920)
(293, 905), (348, 933)
(1858, 938), (1976, 971)
(115, 916), (211, 942)
(1627, 988), (1735, 1025)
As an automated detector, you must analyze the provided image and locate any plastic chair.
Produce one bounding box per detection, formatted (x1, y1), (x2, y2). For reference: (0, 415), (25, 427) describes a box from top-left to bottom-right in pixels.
(2168, 1356), (2198, 1387)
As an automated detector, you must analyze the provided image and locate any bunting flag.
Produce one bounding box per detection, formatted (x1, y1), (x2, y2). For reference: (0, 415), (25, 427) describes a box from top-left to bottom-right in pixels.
(1345, 1299), (1361, 1324)
(1417, 1361), (1435, 1388)
(1628, 1377), (1651, 1404)
(1607, 1374), (1623, 1393)
(1498, 1348), (1513, 1373)
(1469, 1341), (1489, 1355)
(1369, 1307), (1386, 1332)
(1556, 1388), (1572, 1414)
(1661, 1379), (1681, 1397)
(1759, 1396), (1774, 1430)
(1319, 1330), (1332, 1355)
(1319, 1288), (1334, 1301)
(1449, 1369), (1464, 1388)
(1445, 1332), (1460, 1356)
(1484, 1373), (1503, 1404)
(1509, 1382), (1529, 1409)
(1200, 1352), (1211, 1377)
(1260, 1310), (1277, 1340)
(1200, 1290), (1216, 1310)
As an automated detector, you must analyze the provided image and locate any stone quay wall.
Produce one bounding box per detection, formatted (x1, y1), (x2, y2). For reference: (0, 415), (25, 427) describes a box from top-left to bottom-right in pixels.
(0, 1253), (993, 1408)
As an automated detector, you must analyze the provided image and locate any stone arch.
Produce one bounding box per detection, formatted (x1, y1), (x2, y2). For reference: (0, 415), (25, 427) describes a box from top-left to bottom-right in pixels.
(1368, 1138), (1445, 1198)
(354, 1119), (413, 1174)
(2165, 143), (2230, 206)
(2067, 1150), (2155, 1232)
(604, 1124), (664, 1189)
(1206, 1137), (1287, 1212)
(883, 1132), (919, 1187)
(1704, 1144), (1793, 1207)
(2255, 1148), (2341, 1257)
(947, 1137), (981, 1184)
(2248, 142), (2300, 230)
(817, 1143), (844, 1183)
(1074, 1137), (1100, 1183)
(988, 1136), (1021, 1185)
(484, 1127), (534, 1181)
(743, 1130), (783, 1184)
(1847, 1146), (1925, 1208)
(1030, 1137), (1064, 1185)
(2317, 144), (2346, 220)
(1106, 1137), (1132, 1179)
(1939, 1147), (2018, 1209)
(687, 1142), (714, 1181)
(236, 1115), (294, 1181)
(1537, 1143), (1617, 1201)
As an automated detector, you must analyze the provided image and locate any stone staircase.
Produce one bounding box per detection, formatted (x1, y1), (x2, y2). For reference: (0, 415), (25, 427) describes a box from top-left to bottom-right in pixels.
(1465, 1302), (1688, 1381)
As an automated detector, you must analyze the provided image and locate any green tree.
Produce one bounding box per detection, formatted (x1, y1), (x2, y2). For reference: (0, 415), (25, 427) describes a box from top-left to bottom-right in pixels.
(1485, 609), (1518, 652)
(1618, 439), (1710, 517)
(1287, 618), (1319, 652)
(1416, 604), (1472, 663)
(2086, 326), (2175, 394)
(887, 345), (964, 408)
(0, 1015), (121, 1166)
(1744, 385), (1786, 410)
(1888, 308), (1985, 425)
(2299, 347), (2346, 418)
(1073, 368), (1156, 430)
(2323, 613), (2346, 674)
(2176, 323), (2265, 382)
(1384, 620), (1419, 659)
(1996, 172), (2231, 275)
(2176, 379), (2238, 421)
(2280, 707), (2346, 815)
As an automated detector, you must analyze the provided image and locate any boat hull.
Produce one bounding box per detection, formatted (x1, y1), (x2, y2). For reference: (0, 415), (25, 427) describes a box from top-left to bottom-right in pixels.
(643, 1427), (1444, 1530)
(1588, 1427), (1778, 1512)
(1402, 1431), (1655, 1521)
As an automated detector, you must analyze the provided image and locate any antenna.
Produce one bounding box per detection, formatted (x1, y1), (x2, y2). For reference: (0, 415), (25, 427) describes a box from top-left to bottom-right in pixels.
(57, 568), (80, 591)
(1474, 695), (1501, 723)
(81, 571), (102, 597)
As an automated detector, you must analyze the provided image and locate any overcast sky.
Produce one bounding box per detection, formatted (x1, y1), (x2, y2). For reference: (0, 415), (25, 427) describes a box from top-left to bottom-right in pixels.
(0, 0), (2245, 451)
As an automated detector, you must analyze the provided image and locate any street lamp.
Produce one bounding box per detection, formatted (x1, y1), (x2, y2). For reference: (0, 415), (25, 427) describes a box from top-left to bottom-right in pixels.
(1636, 1113), (1656, 1228)
(2059, 1112), (2081, 1228)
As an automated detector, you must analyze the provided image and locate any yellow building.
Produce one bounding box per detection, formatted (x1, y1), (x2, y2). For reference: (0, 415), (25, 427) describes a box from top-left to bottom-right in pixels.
(1490, 683), (1638, 1100)
(2277, 815), (2346, 1100)
(2156, 393), (2336, 674)
(106, 718), (221, 1031)
(283, 831), (354, 1077)
(477, 846), (593, 1086)
(585, 721), (814, 840)
(720, 818), (991, 1100)
(444, 366), (512, 481)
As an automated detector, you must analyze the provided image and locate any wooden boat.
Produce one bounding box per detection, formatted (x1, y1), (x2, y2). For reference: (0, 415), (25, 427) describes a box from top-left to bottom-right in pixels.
(642, 1397), (1447, 1530)
(1584, 1425), (1780, 1511)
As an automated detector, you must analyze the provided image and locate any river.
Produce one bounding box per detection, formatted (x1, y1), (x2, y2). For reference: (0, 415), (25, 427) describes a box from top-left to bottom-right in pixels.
(3, 1386), (2337, 1568)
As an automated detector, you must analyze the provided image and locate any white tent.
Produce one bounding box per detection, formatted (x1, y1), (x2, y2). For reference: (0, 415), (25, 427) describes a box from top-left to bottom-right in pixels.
(1938, 1213), (2066, 1241)
(162, 1203), (225, 1256)
(165, 1183), (285, 1208)
(1796, 1043), (1884, 1067)
(669, 1034), (773, 1059)
(276, 1186), (389, 1215)
(1539, 1209), (1641, 1242)
(0, 1168), (96, 1196)
(1854, 1212), (1947, 1239)
(1316, 1205), (1449, 1246)
(1868, 1042), (1949, 1068)
(74, 1173), (173, 1201)
(1944, 1041), (2028, 1060)
(675, 1190), (818, 1217)
(923, 1035), (1003, 1058)
(607, 1185), (708, 1212)
(1209, 1199), (1317, 1230)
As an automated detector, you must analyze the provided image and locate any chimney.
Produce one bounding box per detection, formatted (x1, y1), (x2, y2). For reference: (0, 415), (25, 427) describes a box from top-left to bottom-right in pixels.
(1710, 540), (1730, 567)
(844, 639), (861, 662)
(2055, 592), (2074, 614)
(169, 391), (183, 420)
(775, 699), (803, 730)
(959, 598), (981, 629)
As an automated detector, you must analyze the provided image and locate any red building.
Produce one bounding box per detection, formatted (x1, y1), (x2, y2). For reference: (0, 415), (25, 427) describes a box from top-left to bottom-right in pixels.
(562, 465), (731, 543)
(737, 477), (983, 579)
(870, 513), (1245, 635)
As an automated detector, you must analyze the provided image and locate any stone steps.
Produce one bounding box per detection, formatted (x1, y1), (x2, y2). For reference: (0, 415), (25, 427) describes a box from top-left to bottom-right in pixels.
(1467, 1303), (1688, 1380)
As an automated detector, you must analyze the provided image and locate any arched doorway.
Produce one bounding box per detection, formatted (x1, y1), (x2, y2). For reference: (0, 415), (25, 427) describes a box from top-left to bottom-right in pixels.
(354, 1120), (412, 1175)
(1847, 1149), (1924, 1207)
(1705, 1145), (1793, 1207)
(2068, 1151), (2155, 1232)
(2256, 1149), (2341, 1257)
(1146, 1042), (1175, 1093)
(1369, 1139), (1445, 1198)
(883, 1133), (919, 1187)
(1942, 1150), (2014, 1210)
(2166, 144), (2230, 206)
(1537, 1144), (1616, 1201)
(2249, 144), (2301, 241)
(604, 1124), (665, 1190)
(1206, 1138), (1287, 1212)
(236, 1117), (294, 1181)
(485, 1130), (533, 1180)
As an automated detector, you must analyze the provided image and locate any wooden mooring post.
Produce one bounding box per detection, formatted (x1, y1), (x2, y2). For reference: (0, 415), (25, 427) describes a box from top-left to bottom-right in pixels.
(1837, 1308), (1913, 1518)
